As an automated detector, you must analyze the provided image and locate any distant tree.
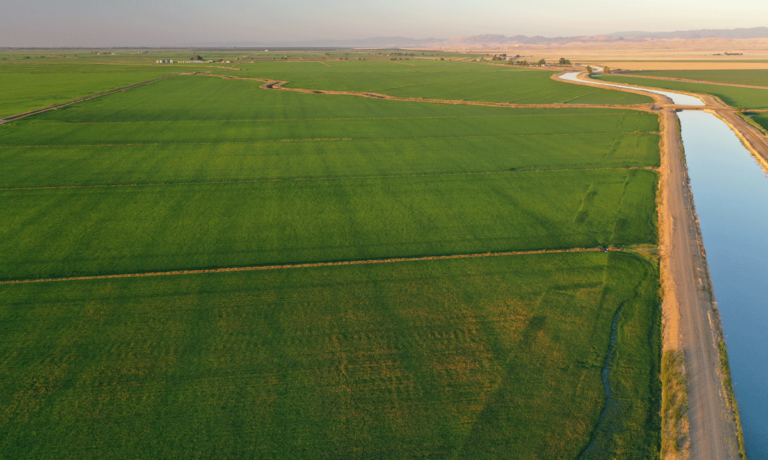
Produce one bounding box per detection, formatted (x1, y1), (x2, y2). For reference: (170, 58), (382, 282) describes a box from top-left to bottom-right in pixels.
(439, 57), (444, 61)
(586, 65), (593, 74)
(603, 66), (611, 74)
(558, 57), (571, 65)
(538, 58), (546, 66)
(192, 55), (204, 61)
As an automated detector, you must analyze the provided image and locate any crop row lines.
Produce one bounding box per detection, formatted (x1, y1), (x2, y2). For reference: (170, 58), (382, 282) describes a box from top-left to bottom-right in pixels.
(20, 113), (644, 126)
(0, 131), (660, 149)
(0, 167), (658, 191)
(0, 246), (634, 285)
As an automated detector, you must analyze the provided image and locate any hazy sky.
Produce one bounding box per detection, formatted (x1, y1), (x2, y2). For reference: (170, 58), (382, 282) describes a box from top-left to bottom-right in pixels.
(2, 0), (768, 47)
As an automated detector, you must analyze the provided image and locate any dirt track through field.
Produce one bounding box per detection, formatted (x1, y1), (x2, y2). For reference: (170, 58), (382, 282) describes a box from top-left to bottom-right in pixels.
(199, 73), (657, 112)
(0, 247), (618, 285)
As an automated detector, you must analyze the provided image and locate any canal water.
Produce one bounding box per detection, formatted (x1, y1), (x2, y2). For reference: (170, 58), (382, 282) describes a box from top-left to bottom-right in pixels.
(679, 111), (768, 457)
(558, 72), (705, 106)
(560, 72), (767, 455)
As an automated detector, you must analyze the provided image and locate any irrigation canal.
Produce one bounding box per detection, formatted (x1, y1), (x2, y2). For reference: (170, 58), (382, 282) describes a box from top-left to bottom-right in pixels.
(677, 111), (768, 457)
(562, 71), (767, 457)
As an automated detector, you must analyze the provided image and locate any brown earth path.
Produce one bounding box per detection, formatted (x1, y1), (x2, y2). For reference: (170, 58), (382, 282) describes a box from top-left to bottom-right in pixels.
(200, 73), (657, 112)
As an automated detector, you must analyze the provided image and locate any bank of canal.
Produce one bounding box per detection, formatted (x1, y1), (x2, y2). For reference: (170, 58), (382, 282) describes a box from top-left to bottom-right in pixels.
(679, 110), (768, 458)
(560, 71), (764, 457)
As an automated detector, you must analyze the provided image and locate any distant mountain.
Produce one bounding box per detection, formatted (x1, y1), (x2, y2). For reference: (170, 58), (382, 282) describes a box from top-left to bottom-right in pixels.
(294, 37), (443, 48)
(184, 37), (444, 48)
(183, 27), (768, 49)
(609, 27), (768, 40)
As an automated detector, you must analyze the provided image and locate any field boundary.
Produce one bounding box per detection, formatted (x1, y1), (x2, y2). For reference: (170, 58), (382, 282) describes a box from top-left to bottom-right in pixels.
(25, 113), (648, 126)
(0, 74), (182, 125)
(195, 73), (656, 112)
(0, 131), (661, 150)
(0, 167), (658, 192)
(0, 246), (628, 285)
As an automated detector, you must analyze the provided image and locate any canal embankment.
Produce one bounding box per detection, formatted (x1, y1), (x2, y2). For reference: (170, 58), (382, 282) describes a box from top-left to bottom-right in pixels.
(556, 71), (745, 460)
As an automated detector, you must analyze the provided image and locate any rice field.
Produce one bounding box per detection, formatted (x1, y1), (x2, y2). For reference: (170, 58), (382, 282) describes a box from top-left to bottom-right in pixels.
(0, 66), (663, 458)
(0, 252), (660, 460)
(621, 70), (768, 88)
(0, 63), (209, 118)
(597, 74), (768, 110)
(218, 60), (654, 105)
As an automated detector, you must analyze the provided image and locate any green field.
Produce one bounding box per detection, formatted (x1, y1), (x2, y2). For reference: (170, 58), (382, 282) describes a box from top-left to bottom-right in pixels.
(622, 70), (768, 87)
(218, 60), (654, 105)
(0, 63), (662, 458)
(1, 76), (659, 281)
(0, 62), (215, 119)
(0, 169), (658, 281)
(597, 74), (768, 110)
(750, 113), (768, 132)
(0, 49), (482, 118)
(0, 252), (660, 459)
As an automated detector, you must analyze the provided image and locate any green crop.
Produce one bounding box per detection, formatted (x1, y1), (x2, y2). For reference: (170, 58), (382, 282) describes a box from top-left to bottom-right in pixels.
(0, 64), (663, 458)
(598, 74), (768, 110)
(623, 70), (768, 88)
(216, 60), (653, 105)
(0, 252), (660, 459)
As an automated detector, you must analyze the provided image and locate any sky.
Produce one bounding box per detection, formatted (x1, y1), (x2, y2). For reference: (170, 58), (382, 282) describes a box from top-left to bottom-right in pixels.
(2, 0), (768, 47)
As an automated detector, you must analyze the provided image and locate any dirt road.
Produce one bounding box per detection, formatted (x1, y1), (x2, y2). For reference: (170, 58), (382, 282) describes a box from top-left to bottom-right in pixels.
(660, 109), (740, 460)
(714, 110), (768, 171)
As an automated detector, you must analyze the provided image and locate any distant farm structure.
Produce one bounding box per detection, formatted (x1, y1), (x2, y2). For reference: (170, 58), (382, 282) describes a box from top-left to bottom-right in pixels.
(156, 59), (215, 64)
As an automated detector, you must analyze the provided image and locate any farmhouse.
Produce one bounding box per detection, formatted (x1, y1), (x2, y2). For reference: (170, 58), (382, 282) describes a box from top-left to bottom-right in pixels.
(156, 59), (173, 63)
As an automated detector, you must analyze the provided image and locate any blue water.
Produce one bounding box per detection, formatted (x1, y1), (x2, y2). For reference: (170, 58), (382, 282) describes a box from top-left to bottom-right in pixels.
(558, 72), (705, 106)
(679, 110), (768, 458)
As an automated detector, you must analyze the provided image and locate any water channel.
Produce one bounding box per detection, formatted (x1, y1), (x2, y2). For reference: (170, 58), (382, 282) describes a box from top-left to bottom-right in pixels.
(678, 111), (768, 457)
(561, 72), (767, 456)
(559, 72), (705, 106)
